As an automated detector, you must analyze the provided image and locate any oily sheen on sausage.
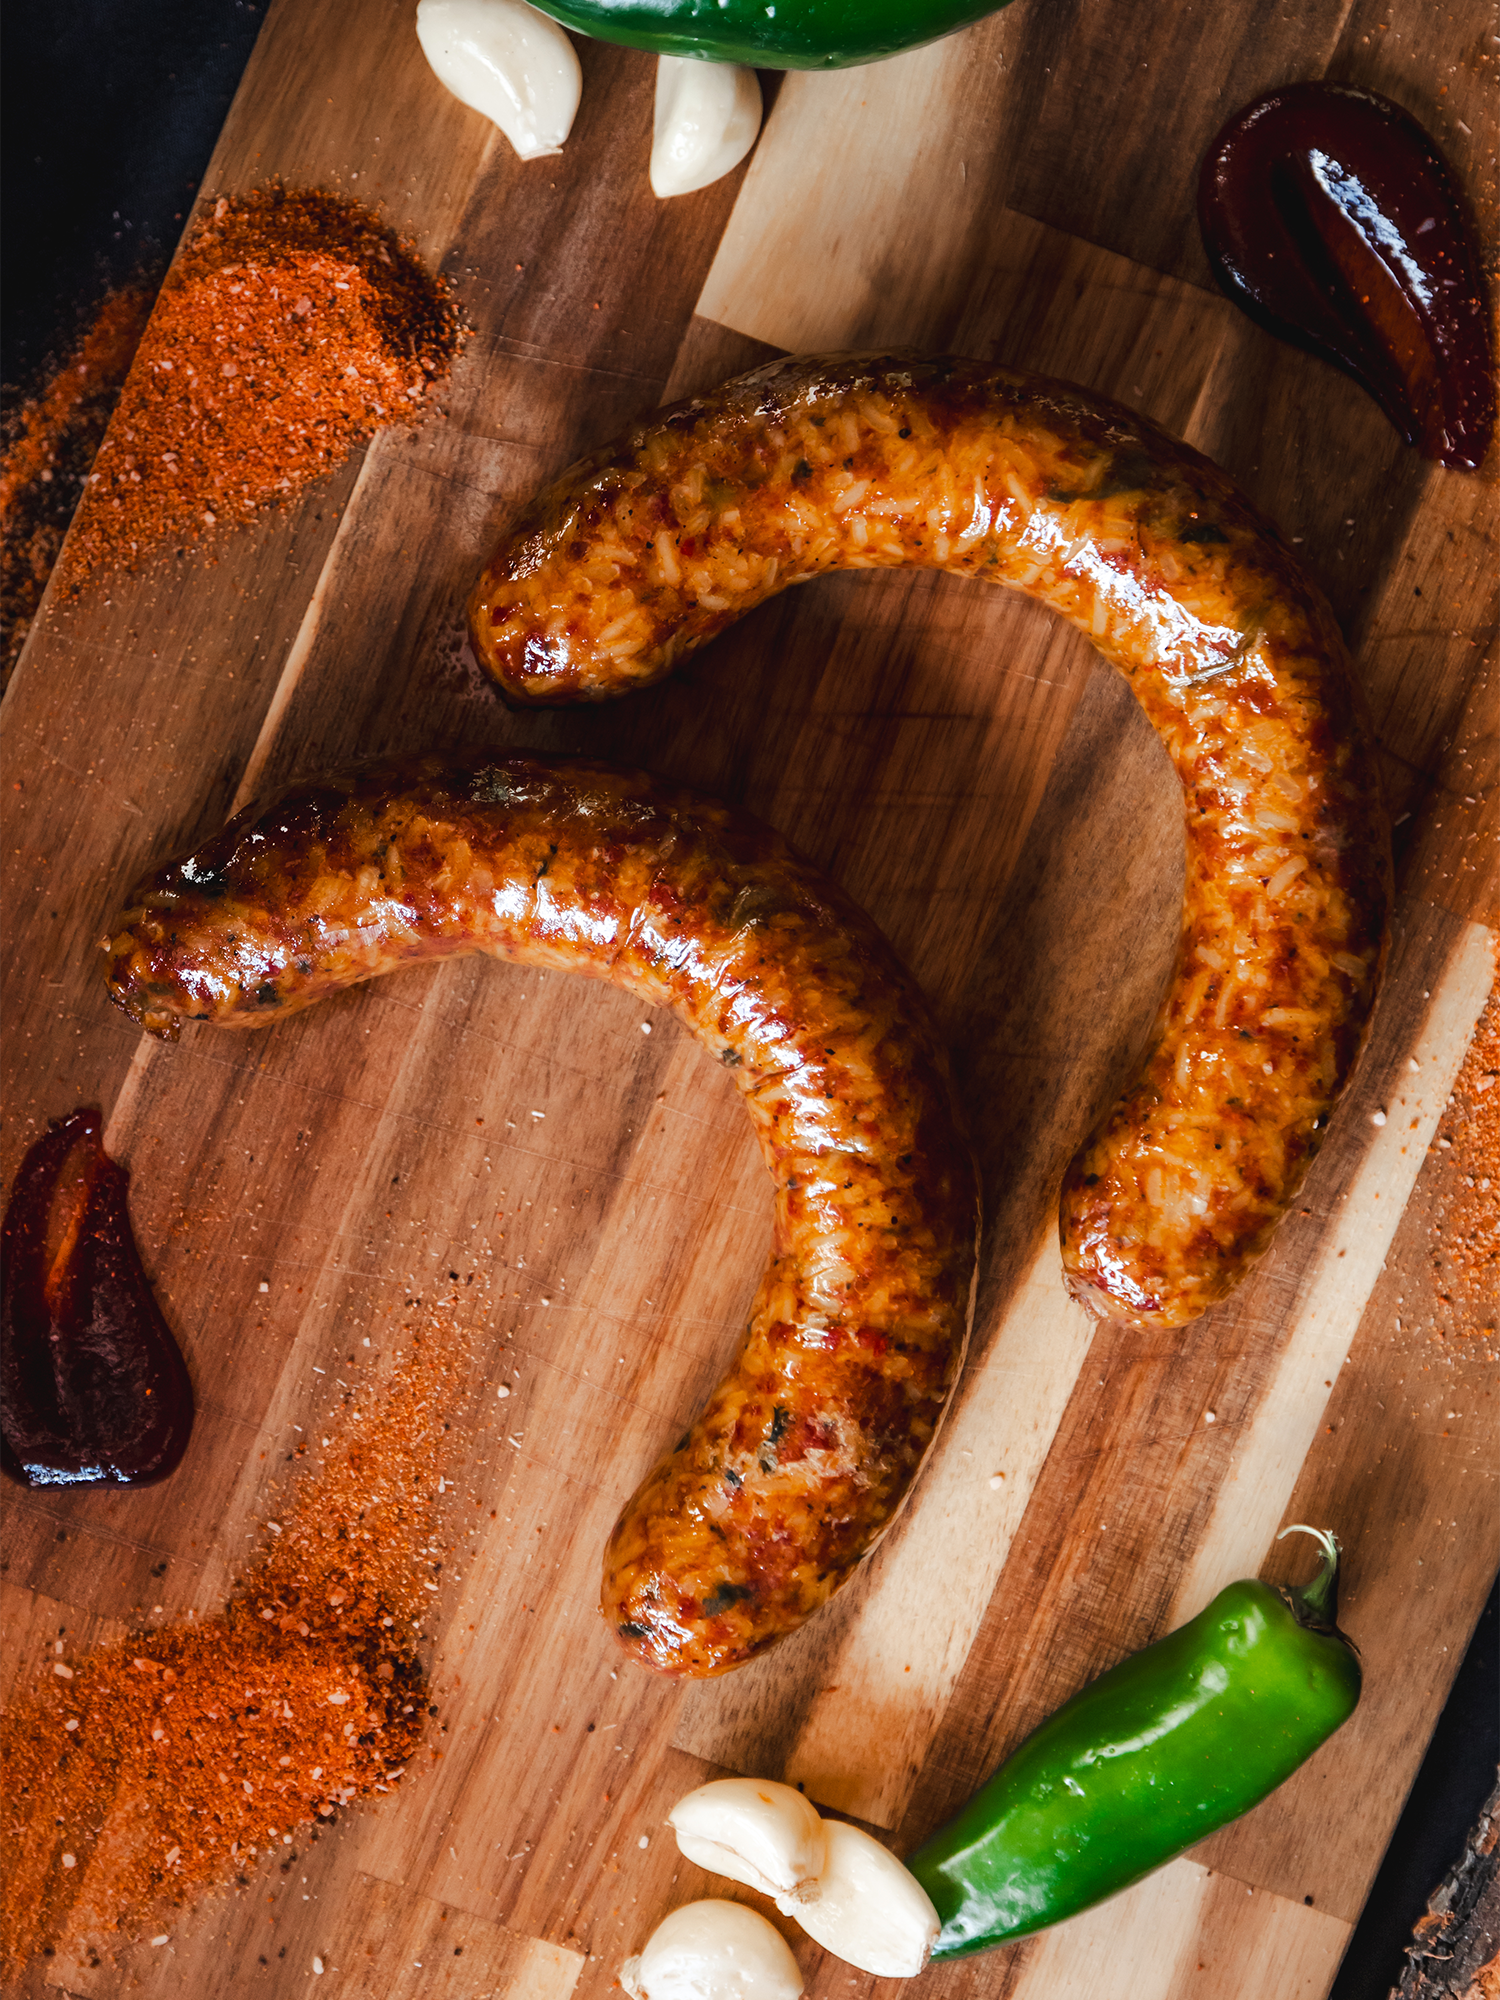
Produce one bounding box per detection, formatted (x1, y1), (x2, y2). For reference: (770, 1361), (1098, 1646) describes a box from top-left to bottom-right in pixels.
(102, 755), (979, 1678)
(469, 353), (1392, 1329)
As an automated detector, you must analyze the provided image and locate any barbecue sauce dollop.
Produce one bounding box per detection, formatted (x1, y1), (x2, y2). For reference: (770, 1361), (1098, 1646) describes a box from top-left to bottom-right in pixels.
(2, 1107), (193, 1486)
(1199, 83), (1495, 471)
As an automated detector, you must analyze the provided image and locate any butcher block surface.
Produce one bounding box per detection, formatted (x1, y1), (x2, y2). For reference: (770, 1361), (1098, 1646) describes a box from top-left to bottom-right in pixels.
(2, 0), (1497, 1993)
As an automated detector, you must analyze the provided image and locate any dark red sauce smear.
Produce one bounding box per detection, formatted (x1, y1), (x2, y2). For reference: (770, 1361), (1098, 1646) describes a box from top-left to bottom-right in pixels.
(1199, 83), (1495, 470)
(1, 1107), (193, 1487)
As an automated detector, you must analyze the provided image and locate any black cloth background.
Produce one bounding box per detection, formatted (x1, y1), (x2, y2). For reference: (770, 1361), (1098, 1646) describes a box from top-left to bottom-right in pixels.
(2, 0), (263, 386)
(1, 9), (1494, 1995)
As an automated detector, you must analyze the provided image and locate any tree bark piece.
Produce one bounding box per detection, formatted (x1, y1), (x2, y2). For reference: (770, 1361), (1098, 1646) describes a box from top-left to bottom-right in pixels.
(1395, 1774), (1500, 1999)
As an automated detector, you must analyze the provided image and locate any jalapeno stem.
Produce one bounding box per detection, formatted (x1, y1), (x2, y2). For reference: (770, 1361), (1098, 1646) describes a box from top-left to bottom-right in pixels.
(1275, 1523), (1343, 1631)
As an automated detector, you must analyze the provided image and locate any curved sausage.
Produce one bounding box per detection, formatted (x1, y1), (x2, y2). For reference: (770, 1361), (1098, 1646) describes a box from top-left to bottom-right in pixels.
(102, 755), (979, 1678)
(469, 353), (1392, 1329)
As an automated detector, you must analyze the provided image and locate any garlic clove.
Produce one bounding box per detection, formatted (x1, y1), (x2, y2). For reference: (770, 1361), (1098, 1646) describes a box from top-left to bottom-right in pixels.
(650, 59), (762, 200)
(668, 1778), (827, 1907)
(621, 1899), (804, 2000)
(415, 0), (581, 163)
(788, 1820), (939, 1979)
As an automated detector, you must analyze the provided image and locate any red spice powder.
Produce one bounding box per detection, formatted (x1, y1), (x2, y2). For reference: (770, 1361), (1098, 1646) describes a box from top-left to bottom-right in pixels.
(56, 186), (460, 590)
(1432, 962), (1500, 1331)
(0, 1315), (472, 1981)
(0, 282), (157, 682)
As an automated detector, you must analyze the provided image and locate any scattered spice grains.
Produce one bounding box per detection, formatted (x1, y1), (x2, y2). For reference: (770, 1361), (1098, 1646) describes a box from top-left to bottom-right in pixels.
(56, 186), (460, 589)
(1431, 963), (1499, 1333)
(0, 1314), (472, 1981)
(0, 281), (158, 682)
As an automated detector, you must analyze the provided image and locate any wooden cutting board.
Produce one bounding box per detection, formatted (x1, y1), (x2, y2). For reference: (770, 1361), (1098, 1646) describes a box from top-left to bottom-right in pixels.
(2, 0), (1496, 1994)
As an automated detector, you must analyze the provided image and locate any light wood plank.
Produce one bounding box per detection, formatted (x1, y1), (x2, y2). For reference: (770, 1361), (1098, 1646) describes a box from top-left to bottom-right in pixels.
(1166, 911), (1496, 1621)
(1194, 980), (1500, 1919)
(696, 17), (1025, 352)
(1014, 1859), (1351, 2000)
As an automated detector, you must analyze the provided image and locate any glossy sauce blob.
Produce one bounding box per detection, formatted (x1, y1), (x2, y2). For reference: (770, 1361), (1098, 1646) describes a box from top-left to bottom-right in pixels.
(1, 1107), (194, 1486)
(1199, 83), (1495, 470)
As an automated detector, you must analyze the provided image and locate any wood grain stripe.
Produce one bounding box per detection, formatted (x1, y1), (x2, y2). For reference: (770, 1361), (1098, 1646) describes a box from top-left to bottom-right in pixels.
(45, 1869), (584, 1998)
(1167, 910), (1495, 1624)
(229, 445), (385, 816)
(1011, 1859), (1351, 2000)
(779, 1240), (1095, 1826)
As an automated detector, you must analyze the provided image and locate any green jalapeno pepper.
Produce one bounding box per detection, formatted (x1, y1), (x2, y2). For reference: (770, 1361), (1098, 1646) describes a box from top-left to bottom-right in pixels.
(909, 1526), (1362, 1958)
(527, 0), (1013, 72)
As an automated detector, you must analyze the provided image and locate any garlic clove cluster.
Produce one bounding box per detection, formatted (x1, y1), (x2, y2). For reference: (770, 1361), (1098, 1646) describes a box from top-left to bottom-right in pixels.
(668, 1779), (827, 1908)
(621, 1900), (804, 2000)
(415, 0), (581, 162)
(664, 1777), (939, 1979)
(650, 58), (763, 199)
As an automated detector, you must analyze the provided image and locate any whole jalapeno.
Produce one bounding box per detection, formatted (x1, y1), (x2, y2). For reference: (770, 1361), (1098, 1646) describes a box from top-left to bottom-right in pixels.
(908, 1526), (1362, 1958)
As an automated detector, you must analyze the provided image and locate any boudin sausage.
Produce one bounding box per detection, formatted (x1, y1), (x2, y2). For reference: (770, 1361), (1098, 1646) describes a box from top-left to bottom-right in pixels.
(102, 754), (979, 1677)
(469, 353), (1391, 1328)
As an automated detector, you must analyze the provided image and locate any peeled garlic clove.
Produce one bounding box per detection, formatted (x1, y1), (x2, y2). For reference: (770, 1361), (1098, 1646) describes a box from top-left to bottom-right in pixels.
(415, 0), (581, 163)
(790, 1820), (938, 1979)
(668, 1778), (827, 1907)
(650, 58), (762, 200)
(621, 1900), (804, 2000)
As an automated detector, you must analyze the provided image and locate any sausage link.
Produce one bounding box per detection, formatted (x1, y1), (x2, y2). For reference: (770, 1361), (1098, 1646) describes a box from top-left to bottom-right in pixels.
(470, 353), (1392, 1328)
(102, 755), (979, 1678)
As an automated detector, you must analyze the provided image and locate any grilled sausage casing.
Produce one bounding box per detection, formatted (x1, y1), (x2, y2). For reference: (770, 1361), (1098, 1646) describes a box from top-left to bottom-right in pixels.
(103, 756), (979, 1677)
(470, 354), (1392, 1328)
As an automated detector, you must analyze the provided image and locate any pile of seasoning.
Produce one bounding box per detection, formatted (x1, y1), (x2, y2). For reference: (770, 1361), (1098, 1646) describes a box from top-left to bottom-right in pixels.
(0, 1314), (471, 1981)
(55, 186), (461, 590)
(0, 281), (157, 683)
